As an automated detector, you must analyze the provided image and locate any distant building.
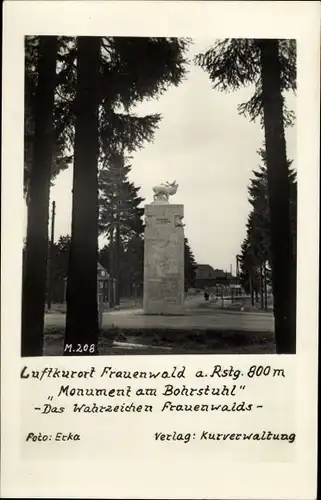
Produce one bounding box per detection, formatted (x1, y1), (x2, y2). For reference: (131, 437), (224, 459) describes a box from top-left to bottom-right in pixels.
(97, 262), (116, 305)
(195, 264), (239, 289)
(64, 262), (115, 305)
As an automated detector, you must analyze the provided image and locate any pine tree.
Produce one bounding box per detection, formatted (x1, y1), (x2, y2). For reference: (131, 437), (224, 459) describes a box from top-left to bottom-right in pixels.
(64, 37), (101, 355)
(23, 37), (76, 356)
(64, 37), (189, 351)
(99, 151), (145, 304)
(258, 39), (296, 352)
(119, 235), (145, 299)
(98, 110), (160, 305)
(240, 148), (297, 313)
(49, 235), (71, 303)
(99, 153), (145, 242)
(239, 237), (259, 304)
(23, 37), (190, 354)
(195, 39), (296, 126)
(22, 36), (58, 356)
(246, 148), (297, 265)
(195, 38), (296, 353)
(24, 36), (74, 201)
(184, 238), (197, 291)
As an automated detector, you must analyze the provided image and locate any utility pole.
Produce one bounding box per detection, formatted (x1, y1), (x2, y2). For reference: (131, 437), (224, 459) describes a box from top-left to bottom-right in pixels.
(264, 261), (268, 311)
(114, 153), (122, 308)
(47, 200), (56, 311)
(250, 275), (254, 306)
(236, 256), (239, 277)
(108, 227), (115, 308)
(260, 264), (264, 309)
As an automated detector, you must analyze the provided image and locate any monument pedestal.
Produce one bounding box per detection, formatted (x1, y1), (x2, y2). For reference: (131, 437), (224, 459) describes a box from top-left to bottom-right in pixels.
(143, 203), (185, 315)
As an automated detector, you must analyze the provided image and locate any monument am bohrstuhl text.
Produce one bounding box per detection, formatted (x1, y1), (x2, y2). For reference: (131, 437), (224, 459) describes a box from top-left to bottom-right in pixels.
(143, 181), (185, 315)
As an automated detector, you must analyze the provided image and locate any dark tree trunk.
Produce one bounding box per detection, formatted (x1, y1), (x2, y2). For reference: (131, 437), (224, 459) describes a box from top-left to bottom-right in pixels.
(21, 37), (57, 357)
(64, 37), (100, 355)
(47, 200), (56, 311)
(250, 276), (254, 306)
(114, 166), (121, 306)
(258, 39), (296, 354)
(108, 226), (115, 307)
(264, 261), (268, 311)
(260, 264), (264, 309)
(115, 223), (121, 306)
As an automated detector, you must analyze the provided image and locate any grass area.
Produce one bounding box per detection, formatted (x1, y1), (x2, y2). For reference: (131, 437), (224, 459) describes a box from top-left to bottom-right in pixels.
(46, 295), (273, 315)
(43, 326), (276, 356)
(45, 299), (143, 315)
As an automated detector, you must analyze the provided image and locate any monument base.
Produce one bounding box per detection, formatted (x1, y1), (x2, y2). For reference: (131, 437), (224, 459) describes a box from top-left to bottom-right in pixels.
(143, 203), (185, 316)
(143, 297), (185, 316)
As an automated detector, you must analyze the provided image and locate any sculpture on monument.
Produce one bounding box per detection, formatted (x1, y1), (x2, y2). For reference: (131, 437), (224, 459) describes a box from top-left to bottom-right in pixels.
(152, 180), (178, 203)
(174, 215), (185, 227)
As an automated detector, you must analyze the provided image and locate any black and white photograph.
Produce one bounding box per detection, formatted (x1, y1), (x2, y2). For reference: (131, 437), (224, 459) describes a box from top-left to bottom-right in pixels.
(22, 35), (297, 357)
(2, 2), (319, 499)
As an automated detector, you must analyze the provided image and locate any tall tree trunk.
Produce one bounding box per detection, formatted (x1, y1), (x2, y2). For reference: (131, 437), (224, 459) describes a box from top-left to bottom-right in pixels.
(264, 261), (268, 311)
(250, 275), (254, 306)
(64, 37), (100, 355)
(115, 223), (121, 306)
(21, 37), (57, 357)
(114, 162), (121, 306)
(260, 264), (264, 309)
(47, 200), (56, 311)
(108, 226), (115, 307)
(258, 39), (295, 354)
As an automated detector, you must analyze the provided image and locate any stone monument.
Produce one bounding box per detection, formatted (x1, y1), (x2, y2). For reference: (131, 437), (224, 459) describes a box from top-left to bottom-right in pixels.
(143, 181), (185, 315)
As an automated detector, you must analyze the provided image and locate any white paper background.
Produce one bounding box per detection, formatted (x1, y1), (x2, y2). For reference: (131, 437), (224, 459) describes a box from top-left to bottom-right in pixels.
(1, 1), (320, 498)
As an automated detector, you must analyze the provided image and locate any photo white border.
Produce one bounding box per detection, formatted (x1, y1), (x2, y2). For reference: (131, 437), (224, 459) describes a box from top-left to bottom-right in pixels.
(1, 1), (320, 498)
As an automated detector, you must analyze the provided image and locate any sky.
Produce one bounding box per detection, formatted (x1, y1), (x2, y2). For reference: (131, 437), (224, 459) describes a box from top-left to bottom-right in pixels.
(38, 39), (296, 274)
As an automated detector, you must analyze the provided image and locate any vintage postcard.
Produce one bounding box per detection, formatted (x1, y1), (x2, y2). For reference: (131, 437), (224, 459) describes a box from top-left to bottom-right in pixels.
(1, 1), (320, 498)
